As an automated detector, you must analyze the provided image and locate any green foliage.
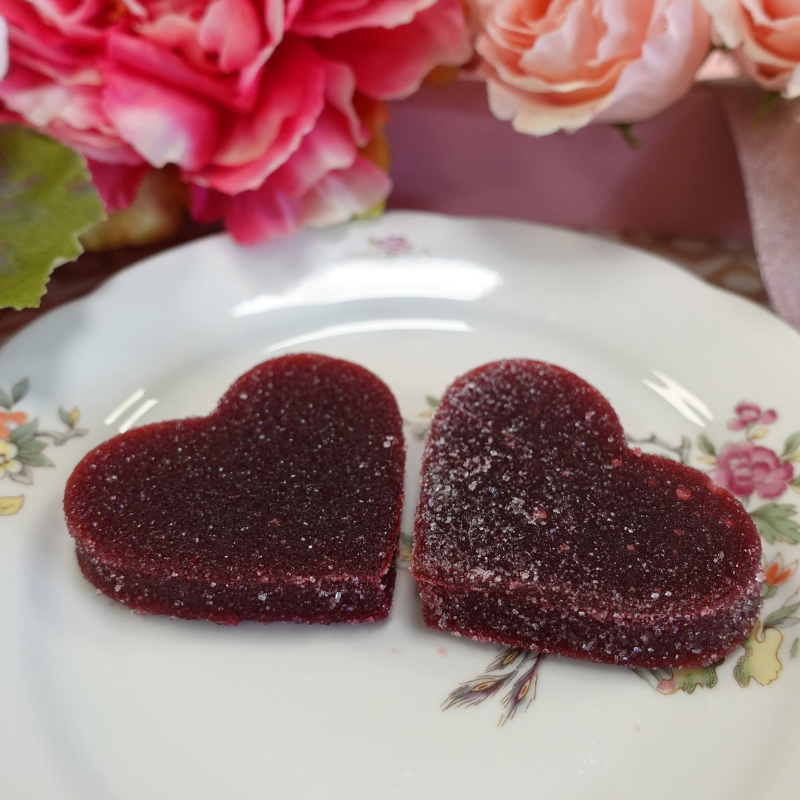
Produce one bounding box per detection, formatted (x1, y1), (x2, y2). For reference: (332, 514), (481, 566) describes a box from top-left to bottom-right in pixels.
(11, 377), (29, 404)
(782, 431), (800, 458)
(614, 123), (641, 149)
(0, 125), (106, 309)
(756, 91), (782, 123)
(697, 434), (716, 457)
(763, 602), (800, 629)
(750, 503), (800, 545)
(9, 419), (54, 468)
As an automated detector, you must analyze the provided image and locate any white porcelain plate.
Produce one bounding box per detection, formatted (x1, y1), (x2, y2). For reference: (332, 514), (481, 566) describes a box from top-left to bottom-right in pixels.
(1, 212), (799, 800)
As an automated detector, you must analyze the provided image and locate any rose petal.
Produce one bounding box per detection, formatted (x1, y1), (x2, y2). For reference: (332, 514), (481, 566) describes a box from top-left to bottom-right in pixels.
(198, 0), (264, 73)
(195, 154), (390, 244)
(103, 65), (223, 170)
(294, 0), (437, 39)
(311, 0), (471, 99)
(269, 106), (359, 197)
(703, 0), (800, 96)
(188, 42), (330, 194)
(594, 0), (712, 124)
(87, 158), (150, 211)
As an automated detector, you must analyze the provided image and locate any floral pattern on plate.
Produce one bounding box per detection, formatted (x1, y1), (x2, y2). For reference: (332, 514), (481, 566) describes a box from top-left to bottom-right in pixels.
(0, 378), (87, 515)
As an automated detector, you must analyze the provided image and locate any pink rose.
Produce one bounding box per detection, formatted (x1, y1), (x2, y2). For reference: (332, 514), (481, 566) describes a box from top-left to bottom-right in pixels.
(702, 0), (800, 97)
(727, 401), (778, 430)
(0, 0), (470, 241)
(710, 440), (793, 499)
(469, 0), (712, 135)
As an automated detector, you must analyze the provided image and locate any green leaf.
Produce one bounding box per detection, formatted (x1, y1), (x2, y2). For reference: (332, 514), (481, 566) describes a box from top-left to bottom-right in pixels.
(791, 638), (799, 660)
(17, 438), (48, 456)
(0, 386), (12, 410)
(697, 434), (716, 457)
(18, 451), (54, 468)
(0, 125), (106, 309)
(763, 602), (800, 629)
(756, 90), (782, 123)
(425, 395), (439, 409)
(614, 123), (641, 149)
(750, 503), (800, 545)
(9, 419), (38, 447)
(11, 377), (29, 404)
(782, 432), (800, 458)
(58, 406), (81, 428)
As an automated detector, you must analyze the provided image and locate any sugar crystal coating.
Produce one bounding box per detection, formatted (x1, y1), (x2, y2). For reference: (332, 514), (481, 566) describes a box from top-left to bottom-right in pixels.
(65, 354), (405, 624)
(411, 360), (762, 668)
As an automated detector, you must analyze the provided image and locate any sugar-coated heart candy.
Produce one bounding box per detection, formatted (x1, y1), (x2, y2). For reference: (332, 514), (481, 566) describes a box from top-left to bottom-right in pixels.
(412, 360), (762, 668)
(65, 354), (405, 625)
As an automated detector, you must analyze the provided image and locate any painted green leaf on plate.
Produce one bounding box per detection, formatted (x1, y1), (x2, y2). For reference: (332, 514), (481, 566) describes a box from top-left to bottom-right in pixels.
(697, 434), (716, 457)
(782, 431), (800, 458)
(750, 503), (800, 545)
(0, 125), (106, 309)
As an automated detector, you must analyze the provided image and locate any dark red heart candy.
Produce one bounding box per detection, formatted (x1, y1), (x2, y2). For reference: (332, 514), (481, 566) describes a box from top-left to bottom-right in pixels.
(412, 360), (762, 668)
(65, 354), (405, 625)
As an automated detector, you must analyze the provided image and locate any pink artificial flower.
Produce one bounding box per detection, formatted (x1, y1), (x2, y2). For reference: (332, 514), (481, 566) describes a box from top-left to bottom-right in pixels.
(468, 0), (712, 135)
(727, 401), (778, 430)
(702, 0), (800, 97)
(710, 440), (793, 499)
(0, 0), (471, 240)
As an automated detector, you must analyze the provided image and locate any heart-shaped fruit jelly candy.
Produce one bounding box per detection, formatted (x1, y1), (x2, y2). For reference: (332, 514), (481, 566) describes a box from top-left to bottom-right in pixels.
(65, 354), (405, 625)
(412, 360), (762, 668)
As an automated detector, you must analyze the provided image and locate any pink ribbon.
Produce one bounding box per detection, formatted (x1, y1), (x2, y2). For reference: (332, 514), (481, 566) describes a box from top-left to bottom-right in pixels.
(712, 80), (800, 328)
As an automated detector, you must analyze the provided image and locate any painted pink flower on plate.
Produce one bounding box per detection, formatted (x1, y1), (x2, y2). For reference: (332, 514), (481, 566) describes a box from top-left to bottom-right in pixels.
(710, 440), (793, 499)
(468, 0), (712, 135)
(728, 401), (778, 430)
(0, 0), (471, 241)
(702, 0), (800, 97)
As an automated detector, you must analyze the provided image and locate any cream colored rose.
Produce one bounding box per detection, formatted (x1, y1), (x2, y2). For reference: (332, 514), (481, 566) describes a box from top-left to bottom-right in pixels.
(703, 0), (800, 97)
(471, 0), (712, 135)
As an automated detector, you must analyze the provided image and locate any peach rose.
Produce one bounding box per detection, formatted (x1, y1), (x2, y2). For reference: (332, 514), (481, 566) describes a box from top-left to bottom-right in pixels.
(0, 0), (470, 242)
(702, 0), (800, 97)
(470, 0), (712, 135)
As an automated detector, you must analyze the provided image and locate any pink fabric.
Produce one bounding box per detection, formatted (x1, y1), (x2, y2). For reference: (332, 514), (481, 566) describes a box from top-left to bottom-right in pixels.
(388, 79), (800, 327)
(712, 79), (800, 327)
(386, 80), (750, 240)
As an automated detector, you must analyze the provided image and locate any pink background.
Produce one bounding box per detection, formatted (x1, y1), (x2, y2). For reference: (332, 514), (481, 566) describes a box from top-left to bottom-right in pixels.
(387, 81), (751, 242)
